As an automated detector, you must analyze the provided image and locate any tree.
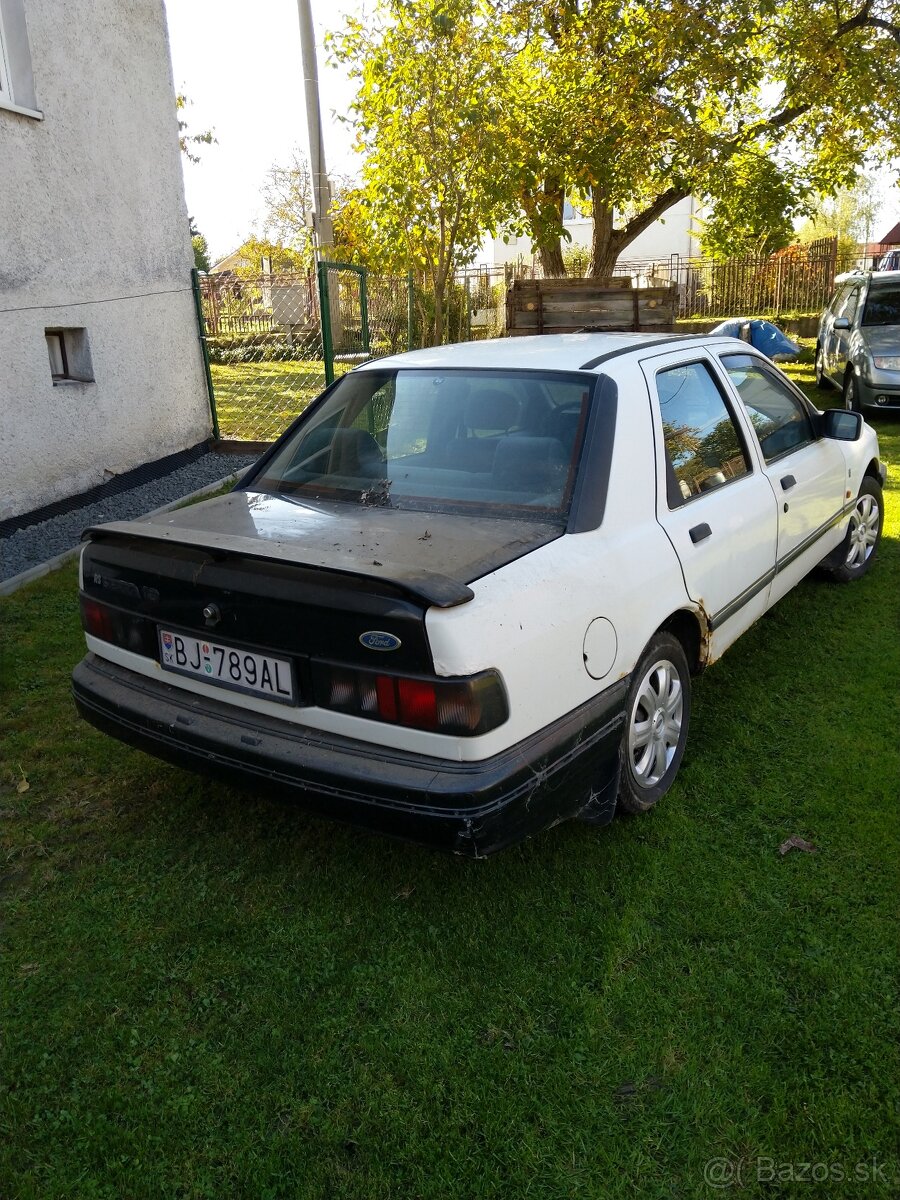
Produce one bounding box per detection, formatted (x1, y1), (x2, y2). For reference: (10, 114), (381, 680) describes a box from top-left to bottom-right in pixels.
(189, 216), (211, 273)
(498, 0), (900, 276)
(176, 93), (215, 164)
(230, 237), (308, 276)
(796, 177), (881, 253)
(329, 0), (519, 342)
(258, 149), (315, 262)
(337, 0), (900, 282)
(698, 156), (809, 260)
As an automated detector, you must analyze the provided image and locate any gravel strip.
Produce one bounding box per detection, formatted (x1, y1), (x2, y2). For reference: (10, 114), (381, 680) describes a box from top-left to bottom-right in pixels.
(1, 453), (259, 583)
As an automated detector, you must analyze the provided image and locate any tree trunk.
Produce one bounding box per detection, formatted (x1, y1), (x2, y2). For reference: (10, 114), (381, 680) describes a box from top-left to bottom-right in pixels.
(431, 281), (444, 347)
(590, 192), (622, 277)
(536, 238), (566, 277)
(523, 177), (567, 277)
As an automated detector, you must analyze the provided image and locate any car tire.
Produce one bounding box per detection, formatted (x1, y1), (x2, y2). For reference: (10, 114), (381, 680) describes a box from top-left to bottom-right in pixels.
(617, 632), (691, 814)
(820, 476), (883, 583)
(843, 371), (862, 412)
(814, 344), (833, 389)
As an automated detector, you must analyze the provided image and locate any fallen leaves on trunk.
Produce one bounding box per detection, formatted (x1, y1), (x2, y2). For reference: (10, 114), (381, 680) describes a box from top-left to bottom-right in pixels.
(779, 834), (817, 856)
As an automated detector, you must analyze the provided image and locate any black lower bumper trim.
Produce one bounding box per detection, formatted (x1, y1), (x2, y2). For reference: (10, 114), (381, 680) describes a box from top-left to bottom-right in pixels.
(72, 655), (627, 856)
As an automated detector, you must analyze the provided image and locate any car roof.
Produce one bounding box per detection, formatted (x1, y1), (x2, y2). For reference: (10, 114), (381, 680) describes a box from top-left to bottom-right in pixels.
(835, 269), (900, 284)
(356, 332), (715, 374)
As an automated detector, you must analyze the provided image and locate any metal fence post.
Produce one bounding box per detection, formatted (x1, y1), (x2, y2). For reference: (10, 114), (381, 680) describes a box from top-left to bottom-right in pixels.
(190, 267), (220, 440)
(317, 260), (334, 385)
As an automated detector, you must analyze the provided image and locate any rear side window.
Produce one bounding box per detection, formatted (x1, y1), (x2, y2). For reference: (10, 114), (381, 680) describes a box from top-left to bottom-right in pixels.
(656, 361), (750, 507)
(721, 354), (815, 463)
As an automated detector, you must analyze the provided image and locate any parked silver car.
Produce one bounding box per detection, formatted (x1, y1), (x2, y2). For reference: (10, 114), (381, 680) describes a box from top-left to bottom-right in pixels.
(815, 270), (900, 410)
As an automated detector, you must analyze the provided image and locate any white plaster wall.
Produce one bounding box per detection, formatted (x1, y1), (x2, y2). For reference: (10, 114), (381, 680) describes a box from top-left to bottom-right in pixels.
(0, 0), (210, 519)
(478, 196), (702, 268)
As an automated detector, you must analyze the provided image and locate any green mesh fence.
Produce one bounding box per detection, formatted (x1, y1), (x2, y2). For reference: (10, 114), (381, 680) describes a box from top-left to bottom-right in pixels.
(200, 270), (328, 442)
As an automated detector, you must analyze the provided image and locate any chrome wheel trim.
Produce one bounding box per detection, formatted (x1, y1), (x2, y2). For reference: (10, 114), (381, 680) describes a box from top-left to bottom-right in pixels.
(815, 346), (825, 383)
(627, 658), (684, 789)
(844, 377), (856, 410)
(845, 493), (880, 568)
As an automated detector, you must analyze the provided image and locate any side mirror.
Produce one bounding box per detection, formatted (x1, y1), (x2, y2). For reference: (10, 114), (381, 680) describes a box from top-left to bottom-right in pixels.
(821, 408), (863, 441)
(833, 317), (851, 330)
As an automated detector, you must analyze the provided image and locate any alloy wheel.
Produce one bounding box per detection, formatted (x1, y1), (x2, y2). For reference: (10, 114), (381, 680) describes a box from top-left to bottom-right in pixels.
(627, 658), (684, 788)
(845, 493), (880, 569)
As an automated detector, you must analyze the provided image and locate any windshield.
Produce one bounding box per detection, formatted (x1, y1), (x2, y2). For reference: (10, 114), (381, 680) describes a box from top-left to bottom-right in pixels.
(249, 368), (594, 519)
(862, 284), (900, 327)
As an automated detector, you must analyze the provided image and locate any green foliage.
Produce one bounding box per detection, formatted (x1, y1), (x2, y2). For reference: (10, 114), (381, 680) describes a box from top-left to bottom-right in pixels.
(562, 244), (592, 277)
(231, 237), (310, 277)
(192, 236), (211, 273)
(796, 177), (882, 253)
(189, 216), (212, 273)
(176, 93), (215, 164)
(207, 338), (299, 366)
(334, 0), (900, 279)
(698, 156), (809, 260)
(329, 0), (519, 341)
(256, 149), (316, 264)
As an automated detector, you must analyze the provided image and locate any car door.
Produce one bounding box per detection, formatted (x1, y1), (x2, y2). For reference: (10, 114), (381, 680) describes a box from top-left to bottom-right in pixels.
(641, 351), (779, 658)
(825, 282), (862, 378)
(716, 352), (848, 605)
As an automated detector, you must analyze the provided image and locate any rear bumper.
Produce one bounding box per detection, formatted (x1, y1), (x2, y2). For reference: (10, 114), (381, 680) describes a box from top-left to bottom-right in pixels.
(72, 654), (626, 856)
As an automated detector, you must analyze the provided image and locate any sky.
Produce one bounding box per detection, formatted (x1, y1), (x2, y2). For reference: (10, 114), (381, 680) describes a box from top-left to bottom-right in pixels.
(165, 0), (362, 261)
(165, 0), (900, 264)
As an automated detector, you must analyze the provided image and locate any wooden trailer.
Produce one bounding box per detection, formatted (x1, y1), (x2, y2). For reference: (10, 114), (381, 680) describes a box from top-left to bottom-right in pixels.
(506, 277), (676, 336)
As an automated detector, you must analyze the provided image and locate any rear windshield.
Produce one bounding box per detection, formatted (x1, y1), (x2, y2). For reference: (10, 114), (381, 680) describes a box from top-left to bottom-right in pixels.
(248, 368), (594, 519)
(862, 284), (900, 326)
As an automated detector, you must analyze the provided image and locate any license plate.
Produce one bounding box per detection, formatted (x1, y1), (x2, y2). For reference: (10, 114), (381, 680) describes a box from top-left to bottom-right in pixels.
(158, 629), (296, 705)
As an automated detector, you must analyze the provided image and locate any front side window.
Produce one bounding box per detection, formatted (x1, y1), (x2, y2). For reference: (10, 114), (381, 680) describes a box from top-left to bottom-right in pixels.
(656, 360), (750, 506)
(829, 284), (853, 315)
(721, 354), (815, 464)
(250, 369), (593, 520)
(862, 283), (900, 327)
(838, 286), (861, 323)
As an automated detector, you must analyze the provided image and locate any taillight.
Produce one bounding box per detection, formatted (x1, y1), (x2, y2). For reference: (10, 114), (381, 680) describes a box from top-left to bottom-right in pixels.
(312, 662), (508, 736)
(79, 596), (154, 656)
(80, 597), (116, 642)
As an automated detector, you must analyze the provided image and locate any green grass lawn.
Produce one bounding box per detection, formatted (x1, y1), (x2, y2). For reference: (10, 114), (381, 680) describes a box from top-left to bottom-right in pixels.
(2, 346), (899, 1198)
(211, 360), (350, 442)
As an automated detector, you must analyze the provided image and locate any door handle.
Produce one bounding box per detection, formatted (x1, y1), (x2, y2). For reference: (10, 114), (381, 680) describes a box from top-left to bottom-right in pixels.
(780, 474), (797, 491)
(689, 523), (712, 544)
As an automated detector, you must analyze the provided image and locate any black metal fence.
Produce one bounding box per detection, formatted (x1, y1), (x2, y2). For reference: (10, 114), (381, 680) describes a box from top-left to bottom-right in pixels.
(196, 238), (876, 441)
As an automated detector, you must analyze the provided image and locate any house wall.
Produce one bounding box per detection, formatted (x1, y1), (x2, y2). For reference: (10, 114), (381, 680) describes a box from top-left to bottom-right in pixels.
(479, 196), (702, 269)
(0, 0), (210, 520)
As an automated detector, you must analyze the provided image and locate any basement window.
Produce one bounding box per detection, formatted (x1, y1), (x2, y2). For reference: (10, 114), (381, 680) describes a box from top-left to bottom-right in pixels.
(46, 328), (95, 384)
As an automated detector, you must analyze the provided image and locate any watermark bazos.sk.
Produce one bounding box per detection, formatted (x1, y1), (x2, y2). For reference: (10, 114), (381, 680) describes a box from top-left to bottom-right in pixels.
(703, 1154), (894, 1188)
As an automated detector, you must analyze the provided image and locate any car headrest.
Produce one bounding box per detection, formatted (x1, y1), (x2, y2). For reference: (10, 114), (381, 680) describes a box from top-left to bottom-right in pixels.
(464, 389), (520, 432)
(328, 428), (384, 477)
(492, 436), (568, 494)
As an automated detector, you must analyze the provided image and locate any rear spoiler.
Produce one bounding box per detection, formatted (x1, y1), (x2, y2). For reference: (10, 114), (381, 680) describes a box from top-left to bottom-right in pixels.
(81, 524), (475, 609)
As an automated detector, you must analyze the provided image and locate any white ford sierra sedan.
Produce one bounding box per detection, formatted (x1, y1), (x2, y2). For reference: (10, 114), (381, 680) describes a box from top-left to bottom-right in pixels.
(73, 334), (886, 855)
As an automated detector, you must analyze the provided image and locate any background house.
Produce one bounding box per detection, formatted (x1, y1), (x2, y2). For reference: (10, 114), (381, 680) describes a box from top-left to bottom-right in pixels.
(0, 0), (210, 520)
(478, 196), (703, 270)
